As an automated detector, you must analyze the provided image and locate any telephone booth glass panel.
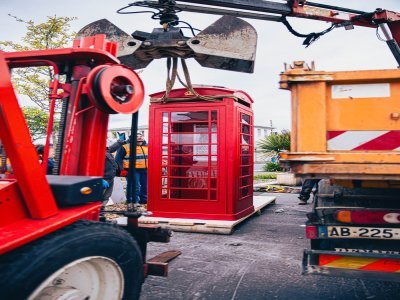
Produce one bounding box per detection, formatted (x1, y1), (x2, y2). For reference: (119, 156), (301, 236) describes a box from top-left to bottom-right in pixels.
(161, 110), (218, 201)
(240, 112), (253, 199)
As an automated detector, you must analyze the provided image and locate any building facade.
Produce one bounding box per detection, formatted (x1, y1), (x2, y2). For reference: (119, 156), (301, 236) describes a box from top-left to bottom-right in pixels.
(253, 125), (275, 146)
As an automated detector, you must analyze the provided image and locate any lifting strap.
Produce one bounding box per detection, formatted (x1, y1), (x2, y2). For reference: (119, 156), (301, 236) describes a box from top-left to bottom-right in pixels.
(151, 57), (240, 103)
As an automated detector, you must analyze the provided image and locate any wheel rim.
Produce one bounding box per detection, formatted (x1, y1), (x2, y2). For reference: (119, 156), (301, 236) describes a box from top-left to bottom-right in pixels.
(28, 256), (124, 300)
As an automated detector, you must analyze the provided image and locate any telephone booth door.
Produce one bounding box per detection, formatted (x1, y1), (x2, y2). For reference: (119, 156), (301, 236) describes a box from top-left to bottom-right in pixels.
(148, 105), (227, 219)
(236, 109), (254, 213)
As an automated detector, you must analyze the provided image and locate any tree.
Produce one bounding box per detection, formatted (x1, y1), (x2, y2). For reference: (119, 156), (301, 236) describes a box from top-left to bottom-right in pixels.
(257, 130), (291, 153)
(0, 15), (76, 110)
(0, 15), (76, 145)
(258, 130), (290, 172)
(22, 107), (49, 142)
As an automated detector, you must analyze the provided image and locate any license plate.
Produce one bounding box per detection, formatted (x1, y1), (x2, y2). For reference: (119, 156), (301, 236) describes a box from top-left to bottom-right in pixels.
(320, 226), (400, 240)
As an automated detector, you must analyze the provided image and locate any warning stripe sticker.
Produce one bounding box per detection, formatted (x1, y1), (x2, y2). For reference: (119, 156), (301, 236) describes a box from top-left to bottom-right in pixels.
(319, 254), (400, 273)
(327, 131), (400, 151)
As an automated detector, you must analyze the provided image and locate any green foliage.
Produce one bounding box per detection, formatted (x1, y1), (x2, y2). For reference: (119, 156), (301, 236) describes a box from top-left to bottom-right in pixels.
(22, 107), (49, 141)
(0, 15), (76, 110)
(263, 162), (283, 172)
(0, 15), (76, 51)
(0, 15), (75, 145)
(253, 173), (277, 180)
(257, 130), (291, 153)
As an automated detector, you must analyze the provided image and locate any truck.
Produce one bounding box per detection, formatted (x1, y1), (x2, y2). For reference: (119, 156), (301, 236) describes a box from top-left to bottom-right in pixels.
(279, 62), (400, 281)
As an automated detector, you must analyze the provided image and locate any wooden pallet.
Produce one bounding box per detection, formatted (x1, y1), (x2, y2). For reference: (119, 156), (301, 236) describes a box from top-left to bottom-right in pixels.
(138, 196), (276, 235)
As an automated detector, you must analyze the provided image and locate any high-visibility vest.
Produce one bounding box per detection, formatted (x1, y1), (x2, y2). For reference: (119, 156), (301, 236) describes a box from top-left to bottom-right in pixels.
(0, 158), (12, 173)
(122, 144), (148, 169)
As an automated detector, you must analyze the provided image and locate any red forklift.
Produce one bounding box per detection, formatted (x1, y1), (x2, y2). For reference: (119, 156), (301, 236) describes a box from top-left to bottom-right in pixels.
(0, 34), (176, 300)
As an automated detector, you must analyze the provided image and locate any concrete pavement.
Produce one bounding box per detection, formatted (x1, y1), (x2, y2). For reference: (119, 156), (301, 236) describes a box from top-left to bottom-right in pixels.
(141, 193), (400, 300)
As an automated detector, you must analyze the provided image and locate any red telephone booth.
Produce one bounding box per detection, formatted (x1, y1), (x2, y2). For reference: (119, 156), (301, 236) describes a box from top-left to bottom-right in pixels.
(148, 86), (254, 220)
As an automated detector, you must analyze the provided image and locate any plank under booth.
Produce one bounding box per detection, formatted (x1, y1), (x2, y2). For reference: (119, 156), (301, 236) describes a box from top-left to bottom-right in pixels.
(139, 196), (276, 234)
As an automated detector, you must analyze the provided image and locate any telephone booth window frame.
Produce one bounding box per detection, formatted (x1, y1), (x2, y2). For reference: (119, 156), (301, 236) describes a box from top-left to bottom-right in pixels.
(160, 110), (218, 201)
(239, 112), (253, 200)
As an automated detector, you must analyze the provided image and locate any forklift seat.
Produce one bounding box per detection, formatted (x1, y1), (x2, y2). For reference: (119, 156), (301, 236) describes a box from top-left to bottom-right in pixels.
(46, 175), (104, 206)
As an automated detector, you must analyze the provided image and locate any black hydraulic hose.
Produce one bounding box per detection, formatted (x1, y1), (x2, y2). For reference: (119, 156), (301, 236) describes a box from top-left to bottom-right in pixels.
(127, 111), (139, 209)
(280, 16), (337, 47)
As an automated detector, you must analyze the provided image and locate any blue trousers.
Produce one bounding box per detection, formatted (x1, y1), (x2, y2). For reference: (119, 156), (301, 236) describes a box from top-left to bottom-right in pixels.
(299, 179), (320, 200)
(134, 169), (148, 204)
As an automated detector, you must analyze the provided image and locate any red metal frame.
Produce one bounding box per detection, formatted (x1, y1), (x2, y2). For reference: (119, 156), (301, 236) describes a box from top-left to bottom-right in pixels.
(289, 1), (400, 46)
(0, 52), (58, 219)
(290, 1), (400, 31)
(148, 87), (255, 220)
(290, 5), (374, 28)
(0, 35), (121, 255)
(182, 0), (400, 46)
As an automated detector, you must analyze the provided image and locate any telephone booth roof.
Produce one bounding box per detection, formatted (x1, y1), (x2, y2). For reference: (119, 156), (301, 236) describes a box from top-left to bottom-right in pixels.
(149, 85), (254, 105)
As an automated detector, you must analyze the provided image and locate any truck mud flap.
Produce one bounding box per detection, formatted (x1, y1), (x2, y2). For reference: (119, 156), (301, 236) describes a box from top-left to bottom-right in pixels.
(303, 249), (400, 282)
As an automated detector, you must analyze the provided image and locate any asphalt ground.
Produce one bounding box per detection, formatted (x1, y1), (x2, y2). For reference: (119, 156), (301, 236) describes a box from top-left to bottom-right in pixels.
(141, 193), (400, 300)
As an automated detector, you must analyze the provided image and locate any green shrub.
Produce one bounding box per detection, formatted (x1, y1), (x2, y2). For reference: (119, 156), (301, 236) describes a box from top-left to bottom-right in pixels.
(257, 130), (290, 153)
(263, 162), (283, 172)
(254, 173), (277, 180)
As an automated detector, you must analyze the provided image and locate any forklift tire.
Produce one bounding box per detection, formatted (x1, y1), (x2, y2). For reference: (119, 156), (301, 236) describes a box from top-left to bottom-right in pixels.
(0, 220), (143, 300)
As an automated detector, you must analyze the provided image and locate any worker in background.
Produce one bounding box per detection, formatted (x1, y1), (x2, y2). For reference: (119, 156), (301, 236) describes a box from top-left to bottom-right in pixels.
(116, 132), (148, 205)
(102, 139), (127, 208)
(35, 144), (55, 175)
(298, 179), (320, 205)
(0, 155), (12, 176)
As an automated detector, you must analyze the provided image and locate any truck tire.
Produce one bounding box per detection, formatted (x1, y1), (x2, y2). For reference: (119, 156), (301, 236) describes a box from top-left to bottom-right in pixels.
(0, 220), (143, 300)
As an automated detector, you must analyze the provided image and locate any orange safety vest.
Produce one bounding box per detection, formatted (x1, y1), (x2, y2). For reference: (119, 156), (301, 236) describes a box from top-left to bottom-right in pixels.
(0, 157), (12, 173)
(122, 144), (148, 169)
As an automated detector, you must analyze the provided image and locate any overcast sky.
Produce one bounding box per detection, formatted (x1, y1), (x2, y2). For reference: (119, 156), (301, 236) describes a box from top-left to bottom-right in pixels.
(1, 0), (400, 130)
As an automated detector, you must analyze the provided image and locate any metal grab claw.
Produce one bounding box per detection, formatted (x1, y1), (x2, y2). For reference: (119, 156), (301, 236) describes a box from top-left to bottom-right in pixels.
(77, 16), (257, 73)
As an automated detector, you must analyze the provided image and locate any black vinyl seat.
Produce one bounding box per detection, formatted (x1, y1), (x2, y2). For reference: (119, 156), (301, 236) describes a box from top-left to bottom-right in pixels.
(46, 175), (104, 206)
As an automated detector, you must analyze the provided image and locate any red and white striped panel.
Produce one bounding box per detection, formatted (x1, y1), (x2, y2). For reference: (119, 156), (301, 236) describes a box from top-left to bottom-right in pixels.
(327, 131), (400, 151)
